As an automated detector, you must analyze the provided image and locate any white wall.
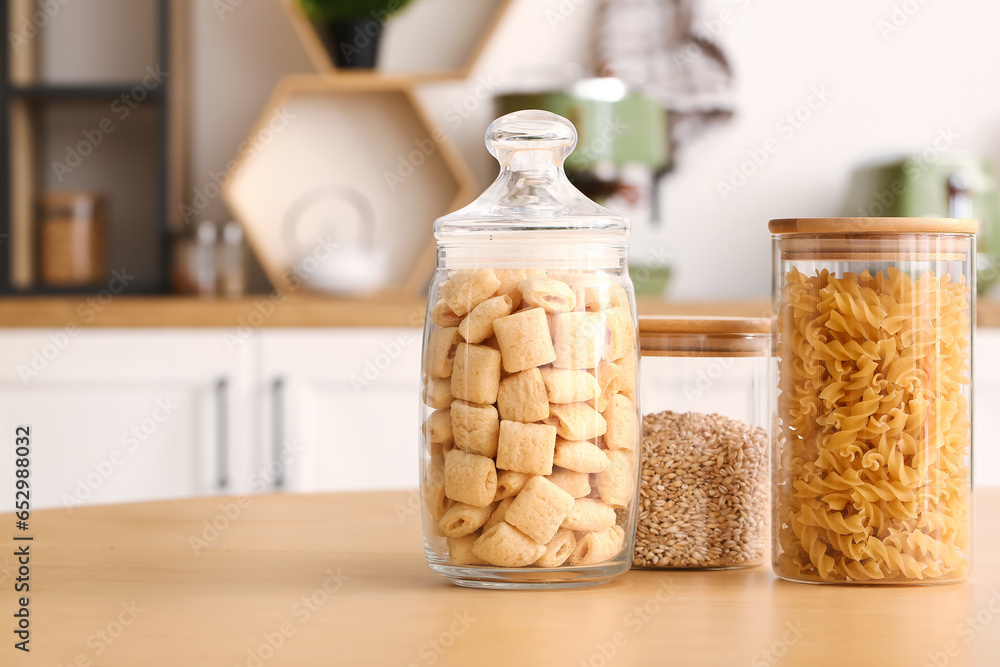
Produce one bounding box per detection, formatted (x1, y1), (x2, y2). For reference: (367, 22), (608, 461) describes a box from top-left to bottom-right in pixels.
(188, 0), (314, 227)
(189, 0), (1000, 299)
(37, 0), (158, 84)
(426, 0), (1000, 299)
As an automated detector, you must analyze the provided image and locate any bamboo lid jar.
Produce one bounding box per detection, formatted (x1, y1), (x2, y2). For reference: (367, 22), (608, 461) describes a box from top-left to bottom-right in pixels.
(635, 316), (771, 569)
(770, 217), (976, 584)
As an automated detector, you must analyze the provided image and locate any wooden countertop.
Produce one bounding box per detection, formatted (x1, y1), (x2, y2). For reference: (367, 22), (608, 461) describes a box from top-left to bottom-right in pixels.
(4, 490), (998, 665)
(0, 296), (775, 328)
(2, 295), (999, 328)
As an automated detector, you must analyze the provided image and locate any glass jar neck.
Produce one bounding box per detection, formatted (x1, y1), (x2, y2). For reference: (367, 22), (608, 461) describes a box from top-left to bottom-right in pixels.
(494, 163), (568, 215)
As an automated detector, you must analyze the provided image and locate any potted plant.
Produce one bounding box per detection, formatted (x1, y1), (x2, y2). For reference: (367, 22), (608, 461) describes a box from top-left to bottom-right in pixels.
(299, 0), (417, 69)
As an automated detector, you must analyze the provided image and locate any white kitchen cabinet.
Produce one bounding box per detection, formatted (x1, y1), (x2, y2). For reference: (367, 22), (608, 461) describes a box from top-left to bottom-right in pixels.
(0, 330), (255, 511)
(1, 323), (996, 513)
(975, 328), (1000, 488)
(257, 328), (423, 493)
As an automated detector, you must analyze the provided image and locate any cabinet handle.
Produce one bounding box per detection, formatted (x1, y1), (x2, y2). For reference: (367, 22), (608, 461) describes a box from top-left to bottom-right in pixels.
(215, 377), (229, 491)
(271, 377), (286, 491)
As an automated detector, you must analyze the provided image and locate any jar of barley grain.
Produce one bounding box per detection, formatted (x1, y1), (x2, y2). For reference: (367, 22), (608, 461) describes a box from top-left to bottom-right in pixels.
(635, 317), (770, 569)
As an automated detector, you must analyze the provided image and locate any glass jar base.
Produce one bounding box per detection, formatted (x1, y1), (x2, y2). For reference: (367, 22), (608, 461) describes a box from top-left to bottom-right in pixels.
(772, 566), (968, 586)
(428, 558), (630, 590)
(631, 561), (764, 571)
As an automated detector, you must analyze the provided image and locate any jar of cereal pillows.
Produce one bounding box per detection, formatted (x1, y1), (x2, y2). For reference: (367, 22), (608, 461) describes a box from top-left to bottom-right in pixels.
(419, 111), (641, 589)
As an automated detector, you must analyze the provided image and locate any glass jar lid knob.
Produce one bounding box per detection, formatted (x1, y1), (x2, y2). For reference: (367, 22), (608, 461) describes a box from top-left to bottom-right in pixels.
(486, 110), (578, 171)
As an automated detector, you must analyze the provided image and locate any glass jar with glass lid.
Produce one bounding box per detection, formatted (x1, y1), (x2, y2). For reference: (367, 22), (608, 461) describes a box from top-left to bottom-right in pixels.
(419, 111), (641, 589)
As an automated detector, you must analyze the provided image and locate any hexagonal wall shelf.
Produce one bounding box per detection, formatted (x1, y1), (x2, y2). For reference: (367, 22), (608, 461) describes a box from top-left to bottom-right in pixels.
(223, 75), (477, 295)
(281, 0), (514, 80)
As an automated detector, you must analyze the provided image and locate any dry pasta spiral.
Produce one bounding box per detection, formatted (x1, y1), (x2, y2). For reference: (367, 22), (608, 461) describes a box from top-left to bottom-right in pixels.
(775, 267), (971, 582)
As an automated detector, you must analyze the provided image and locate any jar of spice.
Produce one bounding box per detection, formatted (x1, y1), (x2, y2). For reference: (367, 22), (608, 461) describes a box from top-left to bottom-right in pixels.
(36, 191), (107, 286)
(635, 316), (771, 569)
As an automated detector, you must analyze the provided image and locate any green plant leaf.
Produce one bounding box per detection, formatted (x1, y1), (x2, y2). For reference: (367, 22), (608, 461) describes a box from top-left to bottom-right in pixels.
(298, 0), (418, 22)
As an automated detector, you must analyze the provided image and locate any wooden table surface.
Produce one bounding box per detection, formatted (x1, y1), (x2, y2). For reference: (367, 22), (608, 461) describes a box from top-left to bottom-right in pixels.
(4, 490), (999, 666)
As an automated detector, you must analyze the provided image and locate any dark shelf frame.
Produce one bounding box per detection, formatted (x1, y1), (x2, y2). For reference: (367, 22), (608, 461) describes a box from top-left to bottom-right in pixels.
(8, 83), (166, 101)
(0, 3), (9, 293)
(0, 0), (173, 296)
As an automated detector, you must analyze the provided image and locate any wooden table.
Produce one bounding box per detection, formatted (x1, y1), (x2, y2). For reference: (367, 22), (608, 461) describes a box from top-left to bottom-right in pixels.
(4, 490), (999, 666)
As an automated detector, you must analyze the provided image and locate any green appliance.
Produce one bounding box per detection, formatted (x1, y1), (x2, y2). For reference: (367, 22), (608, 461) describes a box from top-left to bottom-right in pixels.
(843, 155), (1000, 293)
(496, 78), (669, 200)
(497, 78), (671, 296)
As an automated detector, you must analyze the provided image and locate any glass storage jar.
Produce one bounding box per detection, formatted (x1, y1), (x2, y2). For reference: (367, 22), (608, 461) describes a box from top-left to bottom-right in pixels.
(37, 191), (107, 286)
(771, 217), (976, 584)
(419, 111), (641, 589)
(635, 317), (771, 569)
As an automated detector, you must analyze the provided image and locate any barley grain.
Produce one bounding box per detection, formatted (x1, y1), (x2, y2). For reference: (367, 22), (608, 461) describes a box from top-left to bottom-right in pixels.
(632, 410), (768, 569)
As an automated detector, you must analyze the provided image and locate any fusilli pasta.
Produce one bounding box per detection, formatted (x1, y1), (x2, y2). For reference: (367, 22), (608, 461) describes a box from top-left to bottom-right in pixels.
(774, 267), (971, 583)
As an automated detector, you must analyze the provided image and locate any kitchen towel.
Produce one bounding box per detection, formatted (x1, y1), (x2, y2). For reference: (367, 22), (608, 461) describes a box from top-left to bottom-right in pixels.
(594, 0), (735, 155)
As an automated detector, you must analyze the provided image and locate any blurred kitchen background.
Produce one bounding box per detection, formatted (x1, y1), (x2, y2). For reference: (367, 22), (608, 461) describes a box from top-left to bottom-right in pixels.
(2, 0), (999, 510)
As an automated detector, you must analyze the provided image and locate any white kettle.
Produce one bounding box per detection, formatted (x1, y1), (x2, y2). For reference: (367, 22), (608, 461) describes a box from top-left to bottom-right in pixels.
(282, 184), (390, 295)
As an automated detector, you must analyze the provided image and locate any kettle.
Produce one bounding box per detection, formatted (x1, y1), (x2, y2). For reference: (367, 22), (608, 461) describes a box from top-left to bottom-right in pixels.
(282, 184), (390, 295)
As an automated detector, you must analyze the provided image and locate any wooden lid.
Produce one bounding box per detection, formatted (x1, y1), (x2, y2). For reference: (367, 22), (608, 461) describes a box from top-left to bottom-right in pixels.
(638, 316), (771, 335)
(769, 217), (978, 235)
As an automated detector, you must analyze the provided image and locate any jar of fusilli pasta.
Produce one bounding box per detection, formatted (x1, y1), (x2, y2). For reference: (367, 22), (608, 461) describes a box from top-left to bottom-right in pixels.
(771, 217), (976, 585)
(635, 317), (771, 570)
(419, 111), (641, 589)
